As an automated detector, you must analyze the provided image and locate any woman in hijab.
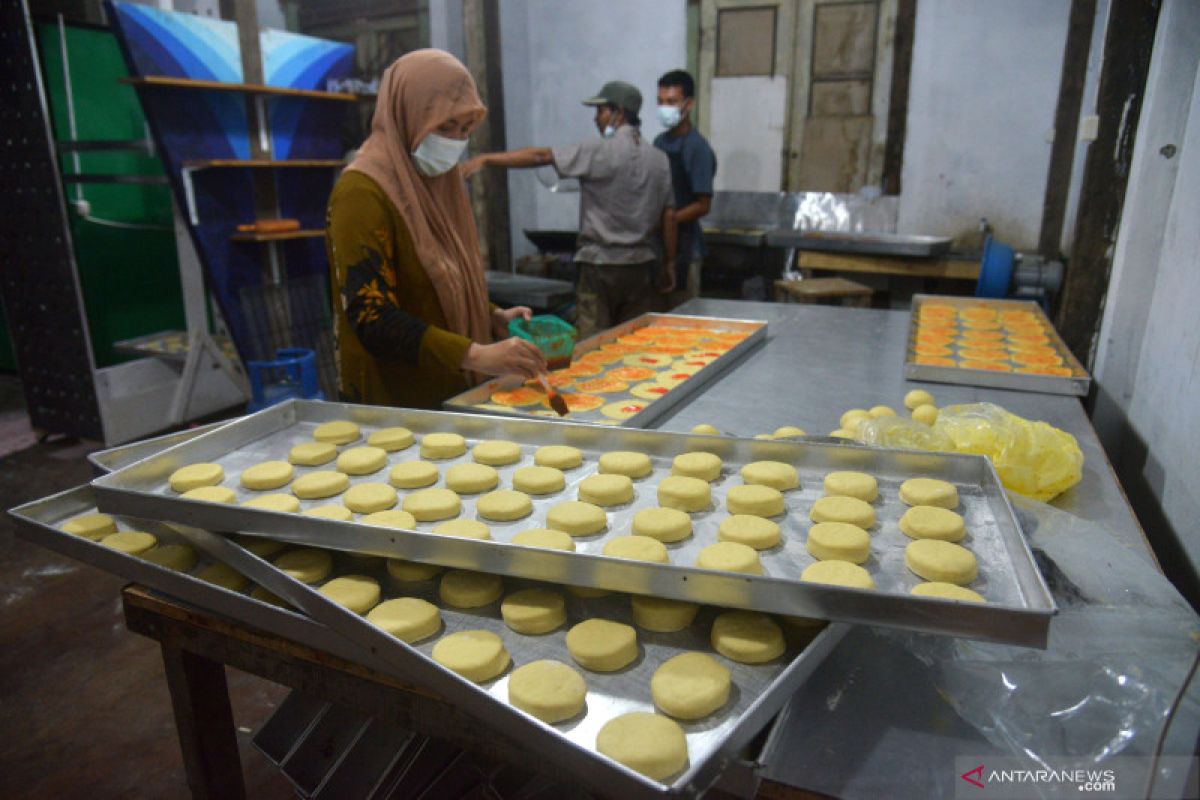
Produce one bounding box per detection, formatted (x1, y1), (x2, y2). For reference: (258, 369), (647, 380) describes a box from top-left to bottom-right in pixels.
(326, 49), (545, 408)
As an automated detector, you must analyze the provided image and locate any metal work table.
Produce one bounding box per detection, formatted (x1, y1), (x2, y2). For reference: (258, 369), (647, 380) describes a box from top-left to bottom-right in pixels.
(485, 270), (575, 312)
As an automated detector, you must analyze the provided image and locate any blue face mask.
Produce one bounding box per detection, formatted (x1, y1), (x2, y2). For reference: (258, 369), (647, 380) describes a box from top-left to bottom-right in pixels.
(657, 104), (683, 129)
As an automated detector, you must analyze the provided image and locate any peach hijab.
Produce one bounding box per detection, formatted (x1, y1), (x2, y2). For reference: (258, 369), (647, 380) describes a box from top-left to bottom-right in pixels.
(346, 49), (491, 345)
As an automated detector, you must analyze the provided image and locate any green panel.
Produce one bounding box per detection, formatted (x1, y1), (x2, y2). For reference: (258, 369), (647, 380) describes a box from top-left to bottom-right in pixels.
(36, 21), (185, 368)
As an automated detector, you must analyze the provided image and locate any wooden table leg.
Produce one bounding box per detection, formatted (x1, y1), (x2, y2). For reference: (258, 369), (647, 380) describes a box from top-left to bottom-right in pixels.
(160, 644), (247, 800)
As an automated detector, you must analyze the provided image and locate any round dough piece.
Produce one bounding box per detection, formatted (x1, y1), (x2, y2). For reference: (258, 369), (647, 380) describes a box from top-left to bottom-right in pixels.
(292, 471), (350, 500)
(740, 461), (800, 491)
(868, 405), (897, 418)
(568, 585), (612, 599)
(100, 530), (157, 555)
(652, 652), (732, 720)
(433, 518), (491, 540)
(289, 441), (337, 466)
(274, 548), (333, 584)
(318, 575), (381, 614)
(711, 611), (785, 664)
(717, 515), (781, 550)
(904, 389), (936, 410)
(727, 484), (785, 517)
(802, 559), (875, 590)
(431, 630), (510, 683)
(899, 477), (959, 509)
(829, 429), (857, 439)
(512, 465), (565, 495)
(534, 445), (583, 470)
(199, 562), (249, 592)
(420, 432), (467, 460)
(657, 475), (711, 512)
(630, 381), (673, 401)
(476, 489), (533, 521)
(142, 543), (198, 572)
(313, 420), (360, 445)
(772, 425), (806, 439)
(603, 536), (669, 563)
(632, 507), (692, 543)
(839, 409), (870, 430)
(912, 581), (985, 603)
(690, 423), (720, 435)
(912, 404), (939, 425)
(512, 527), (576, 551)
(362, 509), (418, 529)
(598, 450), (653, 479)
(243, 493), (302, 513)
(905, 539), (977, 584)
(402, 488), (462, 522)
(630, 595), (699, 632)
(343, 483), (398, 513)
(236, 536), (286, 558)
(578, 473), (634, 506)
(671, 451), (723, 482)
(183, 486), (237, 504)
(389, 460), (439, 489)
(445, 463), (499, 494)
(822, 471), (878, 502)
(240, 460), (294, 490)
(806, 522), (871, 563)
(899, 505), (966, 542)
(508, 660), (587, 723)
(566, 619), (638, 672)
(501, 588), (566, 634)
(546, 501), (607, 536)
(809, 496), (875, 528)
(596, 713), (687, 781)
(385, 558), (442, 583)
(303, 504), (355, 521)
(696, 541), (761, 574)
(439, 569), (504, 608)
(62, 513), (117, 540)
(337, 446), (388, 476)
(169, 463), (224, 493)
(472, 439), (522, 466)
(367, 426), (414, 452)
(367, 597), (441, 642)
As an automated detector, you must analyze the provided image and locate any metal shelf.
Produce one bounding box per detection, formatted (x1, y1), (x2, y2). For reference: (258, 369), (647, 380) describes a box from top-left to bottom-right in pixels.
(122, 75), (359, 102)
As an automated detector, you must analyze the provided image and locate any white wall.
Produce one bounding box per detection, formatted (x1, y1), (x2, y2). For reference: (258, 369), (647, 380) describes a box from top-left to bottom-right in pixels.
(709, 76), (787, 192)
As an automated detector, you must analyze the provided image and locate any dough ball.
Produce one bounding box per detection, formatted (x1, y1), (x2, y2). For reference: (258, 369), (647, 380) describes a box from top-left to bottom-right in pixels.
(501, 587), (566, 634)
(717, 515), (781, 550)
(652, 652), (732, 720)
(822, 471), (877, 502)
(904, 389), (936, 410)
(912, 582), (985, 603)
(508, 660), (587, 723)
(240, 460), (294, 490)
(432, 518), (491, 540)
(568, 585), (611, 598)
(806, 522), (871, 563)
(839, 409), (870, 431)
(385, 558), (442, 583)
(431, 630), (510, 683)
(690, 423), (720, 435)
(772, 425), (806, 439)
(366, 597), (441, 642)
(754, 433), (775, 440)
(61, 513), (117, 540)
(420, 432), (467, 460)
(362, 509), (417, 529)
(600, 400), (648, 420)
(829, 429), (857, 439)
(546, 501), (607, 536)
(566, 618), (638, 672)
(303, 504), (354, 521)
(445, 463), (499, 494)
(336, 446), (388, 476)
(512, 465), (565, 495)
(868, 405), (897, 418)
(183, 486), (237, 504)
(603, 536), (670, 563)
(598, 450), (653, 479)
(292, 470), (350, 500)
(809, 496), (875, 528)
(657, 475), (711, 512)
(578, 473), (634, 506)
(402, 488), (462, 522)
(534, 445), (583, 469)
(236, 536), (285, 557)
(289, 441), (337, 466)
(632, 507), (692, 543)
(899, 477), (959, 509)
(899, 505), (965, 541)
(801, 559), (875, 590)
(476, 489), (533, 521)
(671, 451), (723, 482)
(711, 610), (785, 663)
(274, 548), (333, 584)
(630, 595), (699, 632)
(313, 420), (360, 445)
(511, 527), (576, 551)
(912, 403), (939, 425)
(389, 460), (439, 489)
(472, 439), (522, 466)
(740, 461), (800, 491)
(439, 569), (504, 608)
(343, 482), (398, 513)
(142, 543), (198, 572)
(905, 539), (977, 584)
(696, 541), (761, 574)
(596, 712), (687, 781)
(100, 530), (157, 555)
(367, 426), (414, 451)
(169, 463), (224, 493)
(318, 574), (380, 614)
(242, 493), (302, 513)
(199, 562), (249, 591)
(726, 484), (784, 517)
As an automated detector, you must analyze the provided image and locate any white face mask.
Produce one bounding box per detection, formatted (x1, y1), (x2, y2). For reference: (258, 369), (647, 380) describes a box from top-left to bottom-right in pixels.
(412, 132), (469, 176)
(657, 104), (683, 129)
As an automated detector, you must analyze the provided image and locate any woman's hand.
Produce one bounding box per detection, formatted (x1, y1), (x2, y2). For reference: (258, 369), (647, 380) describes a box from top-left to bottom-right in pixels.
(461, 155), (487, 179)
(491, 305), (532, 338)
(462, 338), (546, 379)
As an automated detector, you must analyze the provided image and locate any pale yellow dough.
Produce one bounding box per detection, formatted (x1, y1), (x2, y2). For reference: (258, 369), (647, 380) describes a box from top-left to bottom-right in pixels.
(291, 471), (349, 500)
(690, 423), (720, 435)
(631, 507), (692, 542)
(251, 586), (288, 607)
(671, 451), (723, 482)
(711, 611), (785, 663)
(242, 493), (301, 513)
(598, 450), (653, 479)
(869, 405), (897, 418)
(101, 530), (157, 555)
(318, 575), (380, 614)
(439, 569), (503, 608)
(904, 389), (936, 410)
(822, 471), (878, 502)
(343, 483), (398, 513)
(578, 473), (634, 506)
(501, 588), (566, 634)
(546, 501), (607, 536)
(420, 432), (467, 460)
(367, 426), (414, 451)
(899, 477), (959, 508)
(508, 660), (587, 723)
(274, 548), (333, 583)
(303, 504), (355, 521)
(388, 460), (439, 489)
(740, 460), (800, 491)
(444, 463), (499, 494)
(240, 460), (294, 490)
(367, 597), (441, 642)
(568, 585), (611, 598)
(829, 429), (858, 439)
(905, 539), (977, 584)
(534, 445), (583, 469)
(630, 595), (699, 632)
(511, 527), (575, 550)
(911, 581), (984, 603)
(385, 558), (442, 582)
(566, 618), (638, 671)
(362, 509), (417, 529)
(727, 484), (785, 517)
(511, 466), (565, 495)
(235, 536), (285, 557)
(198, 562), (248, 591)
(472, 439), (522, 466)
(62, 513), (117, 540)
(475, 489), (533, 521)
(657, 475), (711, 512)
(718, 515), (781, 550)
(431, 630), (510, 682)
(401, 488), (461, 521)
(336, 446), (388, 476)
(912, 404), (939, 425)
(652, 652), (732, 720)
(169, 463), (224, 493)
(772, 425), (807, 438)
(313, 420), (360, 445)
(183, 486), (237, 504)
(432, 518), (491, 540)
(801, 559), (875, 589)
(603, 536), (670, 563)
(806, 522), (871, 563)
(596, 713), (687, 781)
(809, 496), (875, 528)
(840, 409), (870, 430)
(899, 505), (965, 541)
(696, 541), (761, 574)
(289, 441), (337, 466)
(142, 543), (198, 572)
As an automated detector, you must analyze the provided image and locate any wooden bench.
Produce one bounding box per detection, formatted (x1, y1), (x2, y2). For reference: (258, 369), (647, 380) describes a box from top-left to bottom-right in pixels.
(773, 277), (874, 307)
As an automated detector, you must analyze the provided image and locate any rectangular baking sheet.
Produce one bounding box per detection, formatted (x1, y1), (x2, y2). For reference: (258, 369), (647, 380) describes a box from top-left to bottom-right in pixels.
(443, 313), (768, 429)
(88, 419), (237, 475)
(904, 294), (1091, 396)
(765, 230), (952, 257)
(113, 329), (238, 364)
(91, 399), (1055, 647)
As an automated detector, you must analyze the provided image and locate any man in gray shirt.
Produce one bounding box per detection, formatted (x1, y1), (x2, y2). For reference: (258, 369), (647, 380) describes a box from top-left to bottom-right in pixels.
(464, 81), (676, 337)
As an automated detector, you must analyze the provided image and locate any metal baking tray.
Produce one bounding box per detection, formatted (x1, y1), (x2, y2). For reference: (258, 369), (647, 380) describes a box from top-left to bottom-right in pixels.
(904, 294), (1091, 396)
(444, 313), (767, 429)
(701, 227), (768, 248)
(766, 230), (952, 257)
(89, 419), (237, 475)
(91, 399), (1055, 647)
(177, 521), (847, 798)
(113, 329), (239, 364)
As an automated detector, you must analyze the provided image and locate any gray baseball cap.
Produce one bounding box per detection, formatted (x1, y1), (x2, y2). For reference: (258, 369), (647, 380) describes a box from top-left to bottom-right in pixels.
(582, 81), (642, 115)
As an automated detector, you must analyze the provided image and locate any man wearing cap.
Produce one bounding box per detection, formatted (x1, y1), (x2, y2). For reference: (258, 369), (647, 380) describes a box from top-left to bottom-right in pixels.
(464, 80), (676, 337)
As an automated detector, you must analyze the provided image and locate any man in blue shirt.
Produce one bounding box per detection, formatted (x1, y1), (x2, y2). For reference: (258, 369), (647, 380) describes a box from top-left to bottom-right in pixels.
(653, 69), (717, 307)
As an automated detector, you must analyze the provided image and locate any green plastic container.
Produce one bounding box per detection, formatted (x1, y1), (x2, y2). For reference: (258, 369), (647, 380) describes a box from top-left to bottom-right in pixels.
(509, 315), (578, 369)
